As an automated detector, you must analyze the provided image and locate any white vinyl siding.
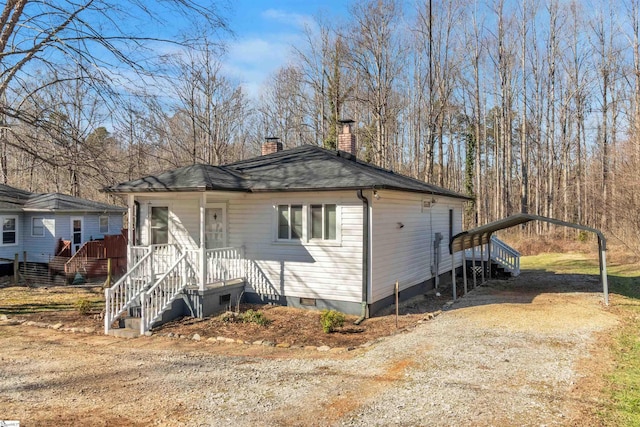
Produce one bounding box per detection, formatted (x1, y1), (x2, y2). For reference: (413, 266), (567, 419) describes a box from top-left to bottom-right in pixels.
(370, 190), (465, 303)
(137, 196), (201, 250)
(130, 189), (466, 309)
(229, 192), (362, 303)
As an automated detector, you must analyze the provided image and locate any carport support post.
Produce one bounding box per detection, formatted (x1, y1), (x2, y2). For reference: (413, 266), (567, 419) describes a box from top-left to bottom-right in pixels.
(472, 236), (477, 289)
(462, 249), (467, 295)
(487, 236), (491, 280)
(599, 238), (609, 306)
(451, 253), (457, 301)
(480, 243), (485, 284)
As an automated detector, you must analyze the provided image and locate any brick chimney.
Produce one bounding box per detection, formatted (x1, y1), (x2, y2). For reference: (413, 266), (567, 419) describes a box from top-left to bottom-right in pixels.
(338, 119), (356, 155)
(261, 137), (282, 155)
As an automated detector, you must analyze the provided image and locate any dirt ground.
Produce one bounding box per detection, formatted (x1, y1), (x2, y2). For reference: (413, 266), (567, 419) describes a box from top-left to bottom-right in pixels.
(0, 283), (447, 347)
(0, 269), (621, 426)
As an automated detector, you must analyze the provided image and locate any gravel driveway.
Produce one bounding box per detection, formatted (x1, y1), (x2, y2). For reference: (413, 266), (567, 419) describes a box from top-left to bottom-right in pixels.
(0, 271), (618, 426)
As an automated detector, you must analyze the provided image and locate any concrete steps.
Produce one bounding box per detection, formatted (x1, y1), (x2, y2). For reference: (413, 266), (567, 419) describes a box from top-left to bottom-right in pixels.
(107, 317), (142, 338)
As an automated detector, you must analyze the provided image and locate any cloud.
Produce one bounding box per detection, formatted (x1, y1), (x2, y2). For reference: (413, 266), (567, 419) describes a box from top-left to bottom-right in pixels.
(222, 34), (300, 99)
(261, 9), (317, 31)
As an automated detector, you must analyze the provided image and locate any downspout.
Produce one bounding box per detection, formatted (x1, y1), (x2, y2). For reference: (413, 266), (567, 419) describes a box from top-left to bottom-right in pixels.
(355, 189), (369, 325)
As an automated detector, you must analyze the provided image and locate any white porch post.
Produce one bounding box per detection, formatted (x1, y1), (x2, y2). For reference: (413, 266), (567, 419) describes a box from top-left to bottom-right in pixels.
(199, 193), (206, 291)
(127, 194), (134, 271)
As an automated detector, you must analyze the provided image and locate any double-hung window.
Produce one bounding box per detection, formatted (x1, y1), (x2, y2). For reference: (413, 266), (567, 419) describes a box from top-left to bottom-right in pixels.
(277, 204), (303, 240)
(2, 216), (17, 245)
(32, 217), (45, 237)
(310, 204), (337, 240)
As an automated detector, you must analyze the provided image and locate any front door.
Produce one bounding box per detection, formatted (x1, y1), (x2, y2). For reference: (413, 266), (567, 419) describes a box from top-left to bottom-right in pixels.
(70, 217), (83, 254)
(205, 204), (226, 249)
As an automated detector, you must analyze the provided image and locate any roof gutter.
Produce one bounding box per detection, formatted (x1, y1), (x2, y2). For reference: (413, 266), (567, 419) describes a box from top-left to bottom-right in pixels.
(355, 189), (369, 325)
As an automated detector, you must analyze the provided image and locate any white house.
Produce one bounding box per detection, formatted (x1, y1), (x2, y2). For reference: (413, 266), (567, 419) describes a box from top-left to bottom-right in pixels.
(0, 184), (125, 270)
(103, 122), (471, 335)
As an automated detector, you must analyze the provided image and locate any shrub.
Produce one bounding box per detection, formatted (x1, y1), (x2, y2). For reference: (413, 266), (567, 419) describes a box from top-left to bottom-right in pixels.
(320, 309), (345, 333)
(241, 309), (270, 326)
(75, 299), (92, 315)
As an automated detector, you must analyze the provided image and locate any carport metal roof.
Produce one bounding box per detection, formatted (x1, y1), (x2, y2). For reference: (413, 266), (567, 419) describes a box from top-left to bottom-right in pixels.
(449, 213), (609, 305)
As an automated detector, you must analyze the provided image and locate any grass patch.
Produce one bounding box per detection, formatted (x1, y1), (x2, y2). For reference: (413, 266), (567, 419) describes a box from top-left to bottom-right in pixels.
(603, 304), (640, 426)
(0, 286), (104, 315)
(522, 252), (640, 425)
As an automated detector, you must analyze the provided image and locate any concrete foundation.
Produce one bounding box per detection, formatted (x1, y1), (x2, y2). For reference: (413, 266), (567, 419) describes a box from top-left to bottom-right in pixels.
(243, 292), (364, 316)
(150, 268), (464, 328)
(154, 281), (246, 327)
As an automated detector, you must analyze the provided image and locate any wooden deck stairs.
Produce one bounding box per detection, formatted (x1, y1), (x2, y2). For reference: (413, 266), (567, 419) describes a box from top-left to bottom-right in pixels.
(465, 236), (520, 280)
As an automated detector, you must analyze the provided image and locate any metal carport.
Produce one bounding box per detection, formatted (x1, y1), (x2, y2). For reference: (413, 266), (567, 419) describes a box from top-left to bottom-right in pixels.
(449, 213), (609, 305)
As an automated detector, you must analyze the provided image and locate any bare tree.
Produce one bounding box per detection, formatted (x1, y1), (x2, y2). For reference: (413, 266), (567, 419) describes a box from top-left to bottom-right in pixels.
(348, 0), (404, 168)
(0, 0), (228, 134)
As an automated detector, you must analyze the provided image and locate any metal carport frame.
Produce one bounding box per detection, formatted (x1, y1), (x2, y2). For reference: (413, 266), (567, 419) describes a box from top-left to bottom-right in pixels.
(449, 213), (609, 305)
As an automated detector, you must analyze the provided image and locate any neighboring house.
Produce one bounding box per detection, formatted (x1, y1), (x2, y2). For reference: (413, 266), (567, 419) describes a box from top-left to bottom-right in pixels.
(103, 122), (472, 335)
(0, 184), (126, 267)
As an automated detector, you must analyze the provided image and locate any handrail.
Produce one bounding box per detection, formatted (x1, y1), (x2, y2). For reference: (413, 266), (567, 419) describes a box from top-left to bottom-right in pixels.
(490, 236), (520, 276)
(104, 250), (153, 334)
(140, 253), (191, 334)
(490, 236), (520, 257)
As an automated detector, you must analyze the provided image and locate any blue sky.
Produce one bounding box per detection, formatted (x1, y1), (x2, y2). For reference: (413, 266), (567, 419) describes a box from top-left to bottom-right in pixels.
(223, 0), (350, 97)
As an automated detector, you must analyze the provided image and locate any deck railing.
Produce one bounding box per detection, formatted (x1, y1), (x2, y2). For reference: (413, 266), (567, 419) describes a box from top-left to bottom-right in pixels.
(464, 237), (521, 277)
(205, 247), (245, 285)
(490, 236), (520, 276)
(140, 253), (194, 333)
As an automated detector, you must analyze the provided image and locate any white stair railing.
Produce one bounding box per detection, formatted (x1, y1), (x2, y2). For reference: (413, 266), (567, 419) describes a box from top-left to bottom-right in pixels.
(140, 253), (194, 334)
(490, 236), (521, 276)
(205, 247), (245, 285)
(104, 250), (153, 334)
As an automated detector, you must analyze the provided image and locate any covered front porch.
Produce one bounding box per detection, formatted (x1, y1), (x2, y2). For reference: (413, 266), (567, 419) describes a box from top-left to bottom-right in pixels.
(104, 191), (247, 335)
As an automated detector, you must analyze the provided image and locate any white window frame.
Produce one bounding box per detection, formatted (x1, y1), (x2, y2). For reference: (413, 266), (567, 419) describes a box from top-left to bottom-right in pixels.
(275, 204), (304, 242)
(273, 202), (341, 245)
(1, 215), (18, 246)
(99, 215), (109, 234)
(32, 217), (45, 237)
(308, 203), (338, 241)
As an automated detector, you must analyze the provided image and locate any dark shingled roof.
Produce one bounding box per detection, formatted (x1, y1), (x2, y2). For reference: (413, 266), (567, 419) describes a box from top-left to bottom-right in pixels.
(24, 193), (126, 212)
(104, 145), (471, 200)
(103, 164), (250, 193)
(0, 184), (125, 213)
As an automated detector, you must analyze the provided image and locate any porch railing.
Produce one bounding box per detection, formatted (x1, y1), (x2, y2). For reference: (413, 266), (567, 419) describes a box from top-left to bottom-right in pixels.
(140, 253), (194, 334)
(104, 250), (153, 334)
(105, 244), (246, 334)
(490, 236), (520, 276)
(130, 246), (150, 266)
(205, 247), (245, 285)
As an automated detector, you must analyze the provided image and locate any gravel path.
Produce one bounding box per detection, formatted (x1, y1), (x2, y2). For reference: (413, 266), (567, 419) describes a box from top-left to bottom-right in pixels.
(0, 272), (618, 426)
